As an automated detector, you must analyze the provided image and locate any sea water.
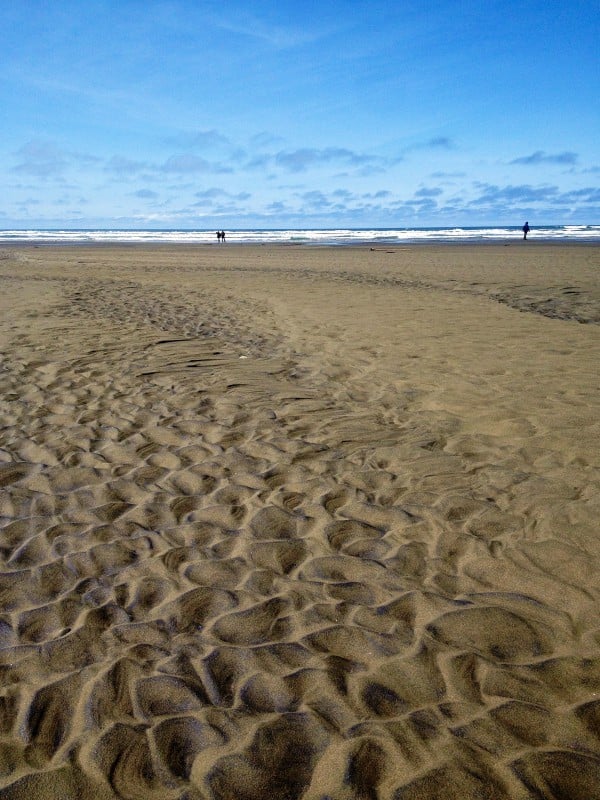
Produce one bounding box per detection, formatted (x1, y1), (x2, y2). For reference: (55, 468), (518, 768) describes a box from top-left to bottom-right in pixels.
(1, 225), (599, 245)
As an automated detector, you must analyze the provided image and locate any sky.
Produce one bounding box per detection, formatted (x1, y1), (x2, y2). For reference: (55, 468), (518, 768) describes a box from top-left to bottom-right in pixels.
(1, 0), (599, 229)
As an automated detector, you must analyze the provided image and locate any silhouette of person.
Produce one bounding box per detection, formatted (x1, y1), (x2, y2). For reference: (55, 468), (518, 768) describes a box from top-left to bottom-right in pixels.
(522, 221), (530, 240)
(220, 230), (226, 243)
(216, 231), (221, 243)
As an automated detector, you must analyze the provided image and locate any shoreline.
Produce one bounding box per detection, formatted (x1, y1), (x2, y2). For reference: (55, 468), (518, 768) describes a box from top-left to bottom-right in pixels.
(3, 238), (600, 249)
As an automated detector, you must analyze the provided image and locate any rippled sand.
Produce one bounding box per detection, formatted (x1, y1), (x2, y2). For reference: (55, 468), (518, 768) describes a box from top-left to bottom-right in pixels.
(1, 243), (599, 799)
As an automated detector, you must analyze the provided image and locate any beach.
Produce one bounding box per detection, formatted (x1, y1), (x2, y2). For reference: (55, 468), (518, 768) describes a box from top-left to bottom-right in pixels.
(1, 242), (599, 799)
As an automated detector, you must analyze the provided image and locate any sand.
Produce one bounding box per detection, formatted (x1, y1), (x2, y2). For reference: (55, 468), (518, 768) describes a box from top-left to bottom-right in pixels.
(0, 242), (599, 799)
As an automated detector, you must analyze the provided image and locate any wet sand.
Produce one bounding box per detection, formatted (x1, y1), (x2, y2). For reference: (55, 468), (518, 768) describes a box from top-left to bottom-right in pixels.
(1, 243), (599, 799)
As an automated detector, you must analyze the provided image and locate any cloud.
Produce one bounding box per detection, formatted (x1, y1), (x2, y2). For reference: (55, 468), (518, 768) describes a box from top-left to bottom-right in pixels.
(55, 194), (79, 207)
(164, 129), (231, 150)
(470, 182), (560, 205)
(451, 181), (600, 217)
(11, 139), (102, 181)
(196, 130), (230, 149)
(211, 11), (328, 49)
(409, 181), (600, 221)
(106, 155), (150, 175)
(299, 190), (333, 208)
(415, 187), (444, 197)
(274, 147), (384, 173)
(249, 131), (286, 149)
(426, 137), (454, 149)
(11, 140), (100, 178)
(12, 143), (67, 177)
(160, 154), (213, 173)
(245, 153), (274, 170)
(105, 152), (235, 178)
(193, 188), (252, 207)
(240, 137), (398, 176)
(430, 170), (466, 178)
(403, 137), (455, 155)
(160, 154), (233, 174)
(510, 150), (578, 166)
(132, 189), (158, 199)
(266, 201), (293, 214)
(195, 188), (229, 200)
(353, 164), (389, 177)
(332, 189), (354, 200)
(559, 187), (600, 203)
(104, 136), (401, 185)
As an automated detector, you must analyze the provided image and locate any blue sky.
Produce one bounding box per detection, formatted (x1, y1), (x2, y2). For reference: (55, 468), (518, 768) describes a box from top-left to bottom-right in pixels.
(2, 0), (598, 229)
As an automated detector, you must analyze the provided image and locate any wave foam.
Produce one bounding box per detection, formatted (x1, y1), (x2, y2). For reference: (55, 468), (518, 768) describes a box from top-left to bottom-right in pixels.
(1, 226), (599, 244)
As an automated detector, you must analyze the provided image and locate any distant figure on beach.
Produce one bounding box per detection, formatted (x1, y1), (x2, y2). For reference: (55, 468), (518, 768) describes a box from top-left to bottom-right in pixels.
(221, 230), (226, 243)
(216, 230), (223, 243)
(522, 221), (530, 240)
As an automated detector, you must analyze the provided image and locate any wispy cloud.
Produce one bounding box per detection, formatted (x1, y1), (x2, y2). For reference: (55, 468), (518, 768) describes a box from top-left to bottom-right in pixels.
(273, 147), (378, 173)
(430, 170), (466, 178)
(425, 136), (454, 149)
(12, 142), (67, 178)
(161, 154), (221, 174)
(510, 150), (578, 166)
(11, 140), (100, 179)
(105, 152), (234, 177)
(415, 186), (444, 197)
(105, 155), (151, 175)
(208, 8), (336, 49)
(403, 137), (455, 154)
(249, 131), (286, 149)
(194, 188), (251, 205)
(364, 190), (392, 199)
(469, 182), (560, 206)
(298, 190), (333, 208)
(163, 129), (231, 150)
(559, 187), (600, 203)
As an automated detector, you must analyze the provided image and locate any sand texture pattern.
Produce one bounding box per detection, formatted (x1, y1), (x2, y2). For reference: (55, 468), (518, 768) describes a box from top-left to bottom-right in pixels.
(1, 243), (599, 799)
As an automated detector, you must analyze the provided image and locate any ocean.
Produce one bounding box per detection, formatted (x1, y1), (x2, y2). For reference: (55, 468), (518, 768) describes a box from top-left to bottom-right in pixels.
(1, 225), (599, 245)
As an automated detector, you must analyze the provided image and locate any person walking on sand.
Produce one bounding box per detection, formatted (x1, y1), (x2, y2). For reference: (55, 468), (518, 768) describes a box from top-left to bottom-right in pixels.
(522, 221), (530, 240)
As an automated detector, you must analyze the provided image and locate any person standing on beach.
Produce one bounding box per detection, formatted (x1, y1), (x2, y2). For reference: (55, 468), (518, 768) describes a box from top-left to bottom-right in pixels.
(221, 230), (226, 243)
(216, 231), (222, 243)
(522, 221), (530, 240)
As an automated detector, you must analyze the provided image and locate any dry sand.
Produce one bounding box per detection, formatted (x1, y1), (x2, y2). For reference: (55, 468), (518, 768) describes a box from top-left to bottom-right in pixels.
(0, 242), (599, 799)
